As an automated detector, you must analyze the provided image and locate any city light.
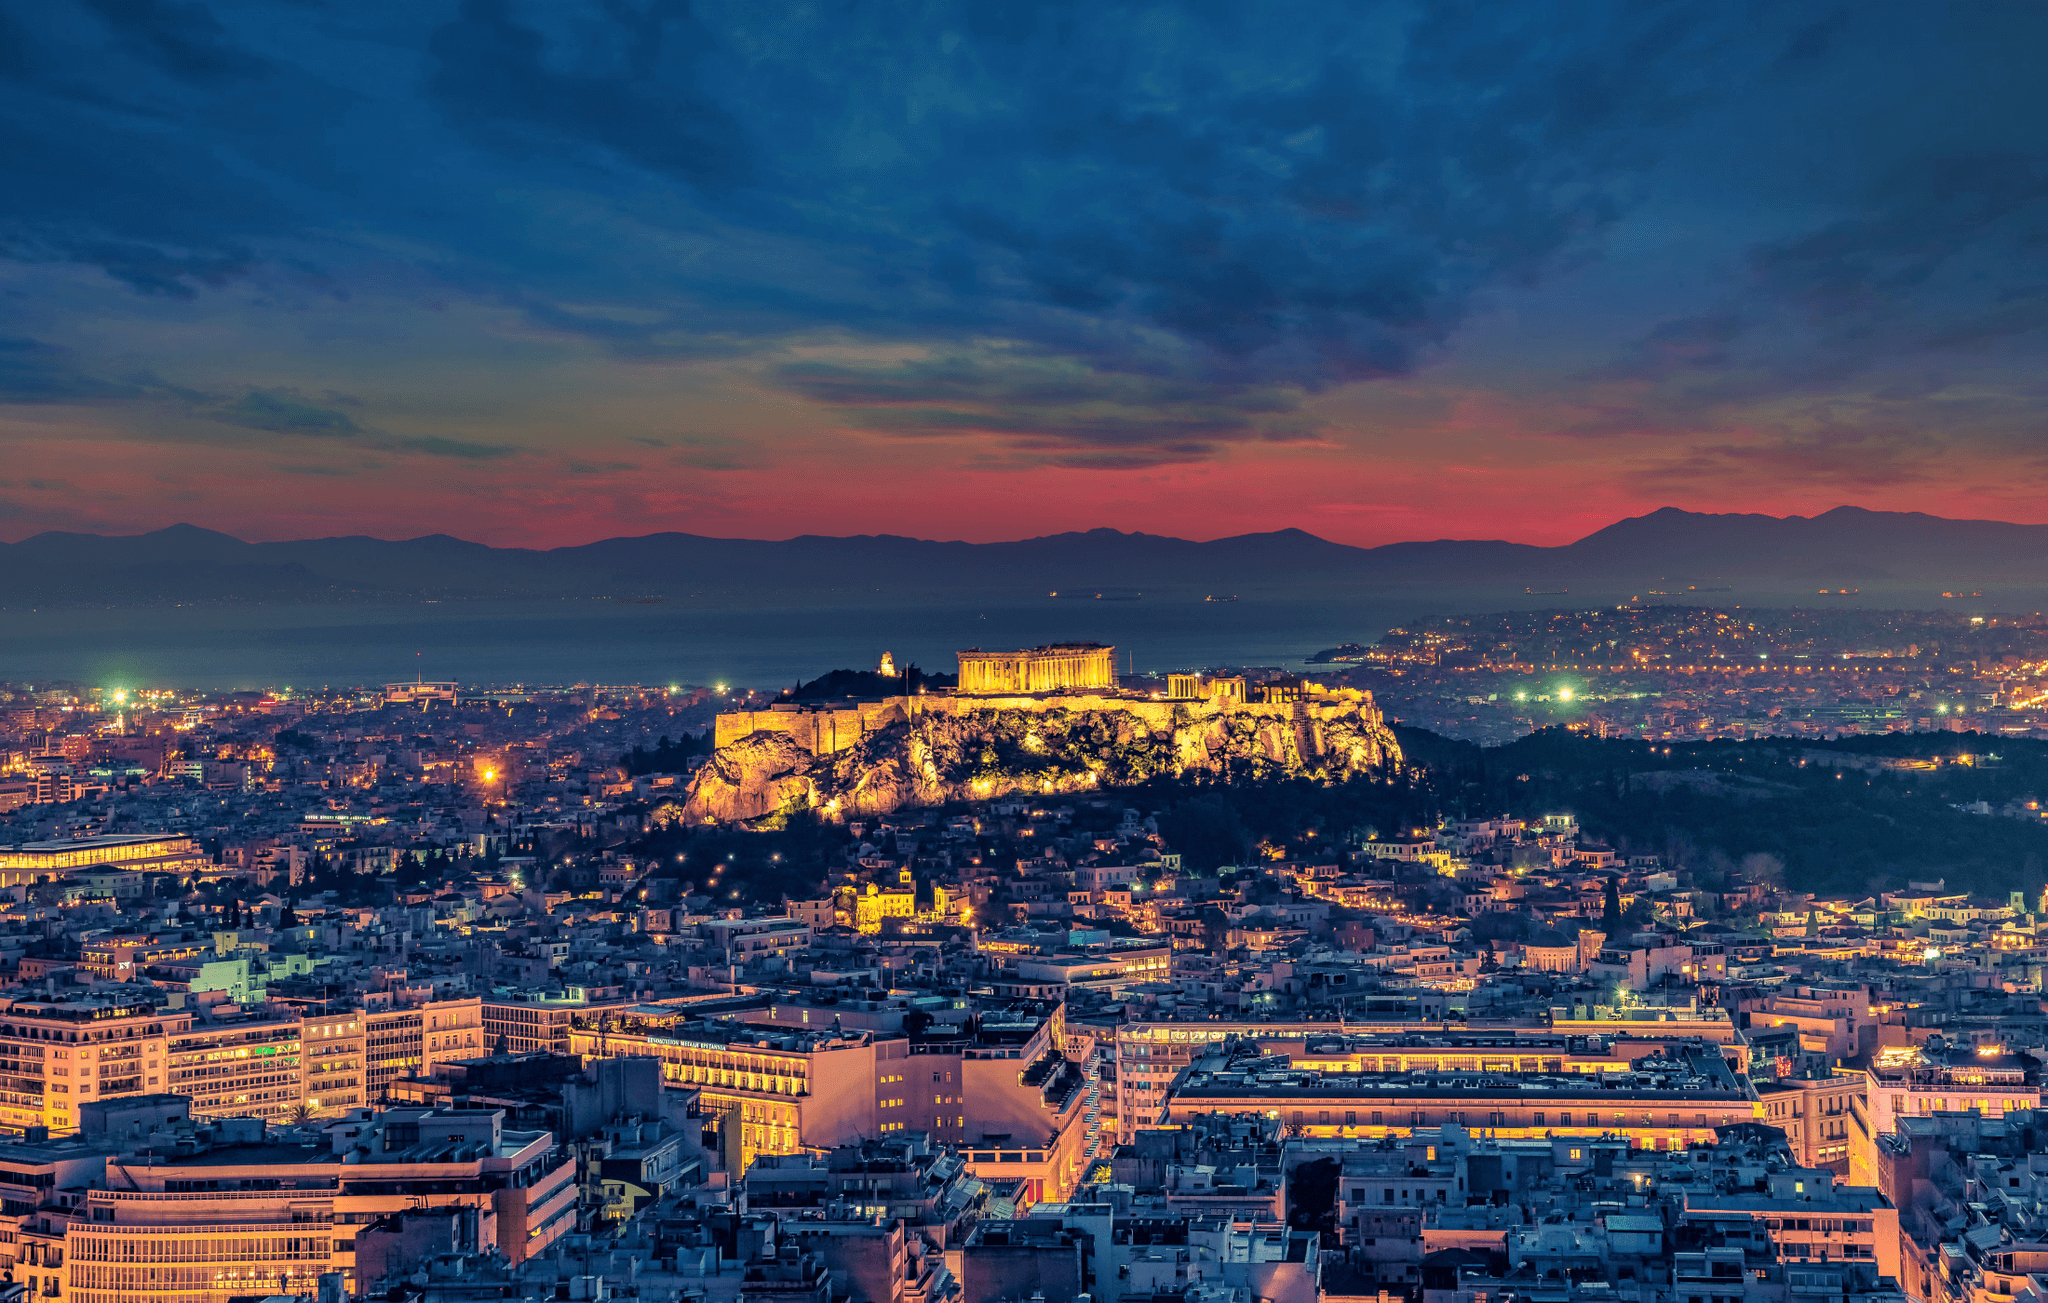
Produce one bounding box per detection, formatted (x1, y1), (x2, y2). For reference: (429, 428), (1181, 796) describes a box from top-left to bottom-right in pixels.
(1557, 687), (1574, 701)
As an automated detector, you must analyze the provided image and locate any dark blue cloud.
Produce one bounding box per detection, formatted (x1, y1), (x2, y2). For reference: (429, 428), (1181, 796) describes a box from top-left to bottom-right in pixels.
(0, 0), (2044, 478)
(0, 337), (141, 402)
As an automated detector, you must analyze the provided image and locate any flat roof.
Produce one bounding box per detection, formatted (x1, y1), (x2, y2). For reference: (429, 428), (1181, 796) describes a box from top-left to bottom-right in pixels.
(4, 836), (194, 851)
(1175, 1065), (1747, 1101)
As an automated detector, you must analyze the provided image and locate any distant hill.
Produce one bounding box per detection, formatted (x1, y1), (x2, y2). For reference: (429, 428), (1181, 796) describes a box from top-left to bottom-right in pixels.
(5, 506), (2047, 607)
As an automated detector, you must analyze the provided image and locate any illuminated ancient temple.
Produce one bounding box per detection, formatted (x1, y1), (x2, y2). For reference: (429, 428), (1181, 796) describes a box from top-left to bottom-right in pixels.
(956, 642), (1117, 694)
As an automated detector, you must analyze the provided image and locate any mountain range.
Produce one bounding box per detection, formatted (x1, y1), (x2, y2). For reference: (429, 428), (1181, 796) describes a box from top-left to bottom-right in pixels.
(5, 506), (2046, 607)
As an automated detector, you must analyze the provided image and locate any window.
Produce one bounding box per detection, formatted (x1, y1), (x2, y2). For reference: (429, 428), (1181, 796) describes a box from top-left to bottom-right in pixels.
(1561, 1113), (1573, 1126)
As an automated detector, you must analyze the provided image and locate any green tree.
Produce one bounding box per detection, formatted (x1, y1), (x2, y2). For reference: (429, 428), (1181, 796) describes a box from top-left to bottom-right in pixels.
(1601, 878), (1621, 933)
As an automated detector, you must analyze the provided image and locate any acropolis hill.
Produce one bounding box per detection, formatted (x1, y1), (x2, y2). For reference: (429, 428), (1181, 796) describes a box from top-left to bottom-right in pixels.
(681, 643), (1403, 824)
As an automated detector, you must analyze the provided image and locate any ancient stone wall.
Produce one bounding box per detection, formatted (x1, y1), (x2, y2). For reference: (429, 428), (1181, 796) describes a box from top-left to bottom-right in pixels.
(712, 699), (908, 753)
(684, 686), (1402, 824)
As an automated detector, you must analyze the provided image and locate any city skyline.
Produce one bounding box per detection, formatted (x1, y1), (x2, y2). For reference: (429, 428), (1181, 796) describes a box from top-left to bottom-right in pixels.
(4, 4), (2047, 547)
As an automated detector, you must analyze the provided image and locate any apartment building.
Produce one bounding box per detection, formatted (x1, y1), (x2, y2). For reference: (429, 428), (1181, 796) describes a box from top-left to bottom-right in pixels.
(481, 989), (629, 1058)
(299, 1009), (364, 1115)
(1008, 944), (1171, 997)
(1681, 1167), (1899, 1278)
(0, 996), (189, 1138)
(76, 936), (210, 984)
(165, 1012), (303, 1121)
(1756, 1071), (1866, 1174)
(568, 1015), (880, 1172)
(1861, 1041), (2042, 1140)
(363, 998), (482, 1104)
(885, 1014), (1093, 1206)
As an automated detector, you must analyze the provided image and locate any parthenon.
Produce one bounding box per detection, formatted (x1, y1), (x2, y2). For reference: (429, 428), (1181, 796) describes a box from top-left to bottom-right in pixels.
(956, 642), (1117, 694)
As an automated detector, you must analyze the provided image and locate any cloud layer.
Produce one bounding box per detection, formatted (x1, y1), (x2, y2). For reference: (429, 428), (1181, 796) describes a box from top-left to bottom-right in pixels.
(1, 1), (2045, 543)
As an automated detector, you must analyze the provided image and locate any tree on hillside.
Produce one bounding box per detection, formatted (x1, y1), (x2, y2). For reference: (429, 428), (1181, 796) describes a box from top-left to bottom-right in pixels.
(1601, 878), (1621, 933)
(1741, 853), (1786, 890)
(1158, 797), (1253, 873)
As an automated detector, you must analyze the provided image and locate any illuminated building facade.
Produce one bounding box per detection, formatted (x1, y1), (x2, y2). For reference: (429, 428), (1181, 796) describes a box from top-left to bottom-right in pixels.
(482, 991), (632, 1058)
(570, 1010), (1090, 1200)
(1114, 1019), (1747, 1143)
(166, 1016), (302, 1121)
(568, 1017), (881, 1172)
(1858, 1042), (2041, 1146)
(60, 1106), (572, 1303)
(381, 681), (459, 706)
(78, 937), (209, 983)
(1161, 1039), (1760, 1150)
(0, 997), (185, 1137)
(1756, 1071), (1866, 1174)
(363, 999), (482, 1104)
(298, 1011), (363, 1115)
(0, 838), (208, 889)
(956, 644), (1116, 695)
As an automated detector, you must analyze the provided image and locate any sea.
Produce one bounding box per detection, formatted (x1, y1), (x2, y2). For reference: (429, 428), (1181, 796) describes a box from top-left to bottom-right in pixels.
(1, 583), (2028, 691)
(0, 587), (1563, 692)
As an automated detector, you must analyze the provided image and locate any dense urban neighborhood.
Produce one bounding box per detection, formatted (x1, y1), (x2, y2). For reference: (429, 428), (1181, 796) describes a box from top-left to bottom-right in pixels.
(0, 674), (2040, 1303)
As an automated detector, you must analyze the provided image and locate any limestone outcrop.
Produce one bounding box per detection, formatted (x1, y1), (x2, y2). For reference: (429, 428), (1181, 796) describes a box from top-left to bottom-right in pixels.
(680, 689), (1401, 825)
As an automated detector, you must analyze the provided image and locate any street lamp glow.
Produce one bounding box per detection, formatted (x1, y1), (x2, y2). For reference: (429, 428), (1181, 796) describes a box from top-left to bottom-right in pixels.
(1557, 687), (1574, 701)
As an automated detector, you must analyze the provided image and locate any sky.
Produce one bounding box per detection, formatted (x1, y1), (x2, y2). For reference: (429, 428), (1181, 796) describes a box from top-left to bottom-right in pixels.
(3, 1), (2047, 549)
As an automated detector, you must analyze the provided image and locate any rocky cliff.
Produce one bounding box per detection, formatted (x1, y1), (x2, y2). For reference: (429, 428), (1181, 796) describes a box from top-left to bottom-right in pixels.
(679, 689), (1401, 824)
